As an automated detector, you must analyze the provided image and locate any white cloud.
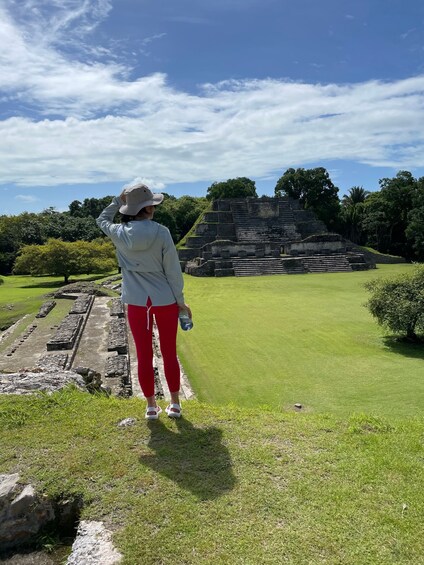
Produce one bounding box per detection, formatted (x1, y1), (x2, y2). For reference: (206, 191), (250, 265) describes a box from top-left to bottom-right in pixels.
(0, 1), (423, 189)
(15, 194), (39, 202)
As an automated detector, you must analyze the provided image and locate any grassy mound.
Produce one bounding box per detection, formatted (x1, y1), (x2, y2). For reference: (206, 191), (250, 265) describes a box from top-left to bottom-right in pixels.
(0, 389), (423, 564)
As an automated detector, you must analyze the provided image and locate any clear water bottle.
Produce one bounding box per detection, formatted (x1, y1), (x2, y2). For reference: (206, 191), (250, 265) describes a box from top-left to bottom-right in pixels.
(179, 312), (193, 331)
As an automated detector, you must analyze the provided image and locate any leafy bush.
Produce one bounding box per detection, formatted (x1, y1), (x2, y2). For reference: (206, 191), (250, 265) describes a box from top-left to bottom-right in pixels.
(365, 266), (424, 341)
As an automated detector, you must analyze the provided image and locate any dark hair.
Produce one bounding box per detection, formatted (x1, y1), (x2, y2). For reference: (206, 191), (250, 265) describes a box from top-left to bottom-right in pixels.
(121, 206), (152, 224)
(121, 214), (136, 223)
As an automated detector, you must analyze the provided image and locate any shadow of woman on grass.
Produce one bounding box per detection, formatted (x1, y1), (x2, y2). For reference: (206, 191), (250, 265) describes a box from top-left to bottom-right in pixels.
(139, 417), (237, 500)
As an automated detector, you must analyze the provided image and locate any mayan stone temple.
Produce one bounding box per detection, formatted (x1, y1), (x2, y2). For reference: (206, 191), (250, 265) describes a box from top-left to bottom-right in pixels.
(178, 197), (373, 276)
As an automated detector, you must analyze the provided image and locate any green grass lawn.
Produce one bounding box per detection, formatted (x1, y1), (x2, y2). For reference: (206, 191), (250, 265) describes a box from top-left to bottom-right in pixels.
(0, 274), (116, 330)
(0, 390), (423, 564)
(178, 264), (424, 418)
(1, 266), (424, 563)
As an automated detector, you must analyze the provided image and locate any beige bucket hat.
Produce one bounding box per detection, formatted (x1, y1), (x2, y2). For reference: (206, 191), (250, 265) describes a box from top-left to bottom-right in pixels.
(119, 183), (164, 215)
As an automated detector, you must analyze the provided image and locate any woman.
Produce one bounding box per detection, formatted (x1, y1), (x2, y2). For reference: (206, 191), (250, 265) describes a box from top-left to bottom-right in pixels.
(96, 182), (192, 420)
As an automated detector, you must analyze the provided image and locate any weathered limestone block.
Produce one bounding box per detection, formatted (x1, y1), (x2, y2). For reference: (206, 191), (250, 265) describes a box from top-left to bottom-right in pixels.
(72, 367), (103, 393)
(100, 275), (122, 286)
(105, 355), (129, 381)
(109, 299), (125, 318)
(217, 223), (236, 238)
(37, 353), (69, 370)
(46, 314), (83, 351)
(103, 355), (131, 396)
(69, 294), (94, 314)
(66, 521), (122, 565)
(107, 319), (128, 354)
(0, 371), (86, 395)
(35, 301), (56, 318)
(0, 474), (55, 551)
(54, 282), (110, 298)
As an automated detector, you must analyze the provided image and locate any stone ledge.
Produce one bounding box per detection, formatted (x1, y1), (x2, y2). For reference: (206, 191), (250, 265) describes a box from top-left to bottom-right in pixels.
(109, 299), (125, 318)
(104, 355), (131, 397)
(47, 315), (83, 351)
(107, 319), (128, 354)
(105, 355), (129, 381)
(69, 295), (94, 315)
(0, 370), (86, 395)
(37, 353), (69, 370)
(35, 301), (56, 318)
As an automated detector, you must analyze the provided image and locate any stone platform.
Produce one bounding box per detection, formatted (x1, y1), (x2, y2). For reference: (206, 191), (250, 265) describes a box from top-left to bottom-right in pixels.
(0, 289), (194, 401)
(179, 197), (374, 276)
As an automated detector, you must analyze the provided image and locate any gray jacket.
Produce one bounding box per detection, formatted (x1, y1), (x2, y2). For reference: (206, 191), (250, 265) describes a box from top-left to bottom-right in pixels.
(96, 197), (185, 307)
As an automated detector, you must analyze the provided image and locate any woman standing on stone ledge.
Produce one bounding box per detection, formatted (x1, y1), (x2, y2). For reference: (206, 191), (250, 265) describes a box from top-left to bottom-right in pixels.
(96, 182), (192, 420)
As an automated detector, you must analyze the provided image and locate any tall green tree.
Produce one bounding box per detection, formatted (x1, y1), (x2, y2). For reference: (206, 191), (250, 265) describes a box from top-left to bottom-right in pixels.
(13, 239), (117, 283)
(206, 177), (257, 200)
(274, 167), (340, 229)
(0, 214), (46, 274)
(360, 192), (391, 252)
(68, 196), (114, 218)
(405, 177), (424, 260)
(361, 171), (419, 258)
(172, 196), (209, 240)
(41, 210), (101, 241)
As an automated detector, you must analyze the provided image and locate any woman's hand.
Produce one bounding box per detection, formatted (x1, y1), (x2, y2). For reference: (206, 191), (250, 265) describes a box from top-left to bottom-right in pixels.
(179, 304), (192, 319)
(119, 190), (127, 203)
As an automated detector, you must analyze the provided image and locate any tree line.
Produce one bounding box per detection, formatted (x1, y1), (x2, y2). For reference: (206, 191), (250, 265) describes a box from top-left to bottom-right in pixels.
(1, 167), (423, 277)
(0, 194), (209, 275)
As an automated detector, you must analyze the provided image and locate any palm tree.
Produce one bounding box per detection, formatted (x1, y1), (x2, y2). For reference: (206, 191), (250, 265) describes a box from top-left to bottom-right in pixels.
(341, 186), (370, 243)
(342, 186), (370, 207)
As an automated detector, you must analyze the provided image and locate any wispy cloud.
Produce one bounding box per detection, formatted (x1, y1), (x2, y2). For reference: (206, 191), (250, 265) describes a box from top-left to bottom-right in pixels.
(141, 33), (167, 47)
(400, 28), (416, 40)
(15, 194), (39, 202)
(0, 1), (423, 190)
(8, 0), (112, 47)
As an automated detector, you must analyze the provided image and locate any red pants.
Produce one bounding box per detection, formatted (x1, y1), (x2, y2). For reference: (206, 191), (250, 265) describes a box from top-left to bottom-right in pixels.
(127, 300), (180, 398)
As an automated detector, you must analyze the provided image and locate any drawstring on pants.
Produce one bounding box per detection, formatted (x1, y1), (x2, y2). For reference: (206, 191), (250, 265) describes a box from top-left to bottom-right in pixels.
(146, 304), (152, 330)
(145, 296), (153, 331)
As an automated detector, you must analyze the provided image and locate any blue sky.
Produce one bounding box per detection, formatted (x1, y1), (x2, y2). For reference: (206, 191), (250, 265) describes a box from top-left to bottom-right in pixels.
(1, 0), (424, 215)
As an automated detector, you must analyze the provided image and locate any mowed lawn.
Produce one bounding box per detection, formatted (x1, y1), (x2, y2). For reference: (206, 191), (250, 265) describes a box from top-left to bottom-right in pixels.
(178, 264), (424, 418)
(0, 274), (115, 330)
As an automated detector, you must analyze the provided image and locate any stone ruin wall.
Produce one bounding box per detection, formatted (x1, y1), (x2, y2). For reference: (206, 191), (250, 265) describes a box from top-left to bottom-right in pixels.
(179, 197), (373, 277)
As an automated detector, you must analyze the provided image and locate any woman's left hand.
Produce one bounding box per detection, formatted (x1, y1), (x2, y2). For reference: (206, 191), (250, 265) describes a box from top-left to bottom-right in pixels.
(179, 304), (192, 319)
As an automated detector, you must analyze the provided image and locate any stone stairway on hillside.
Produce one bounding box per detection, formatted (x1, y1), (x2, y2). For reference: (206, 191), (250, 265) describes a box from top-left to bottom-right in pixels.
(278, 202), (301, 241)
(232, 258), (287, 276)
(230, 201), (256, 242)
(302, 255), (352, 273)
